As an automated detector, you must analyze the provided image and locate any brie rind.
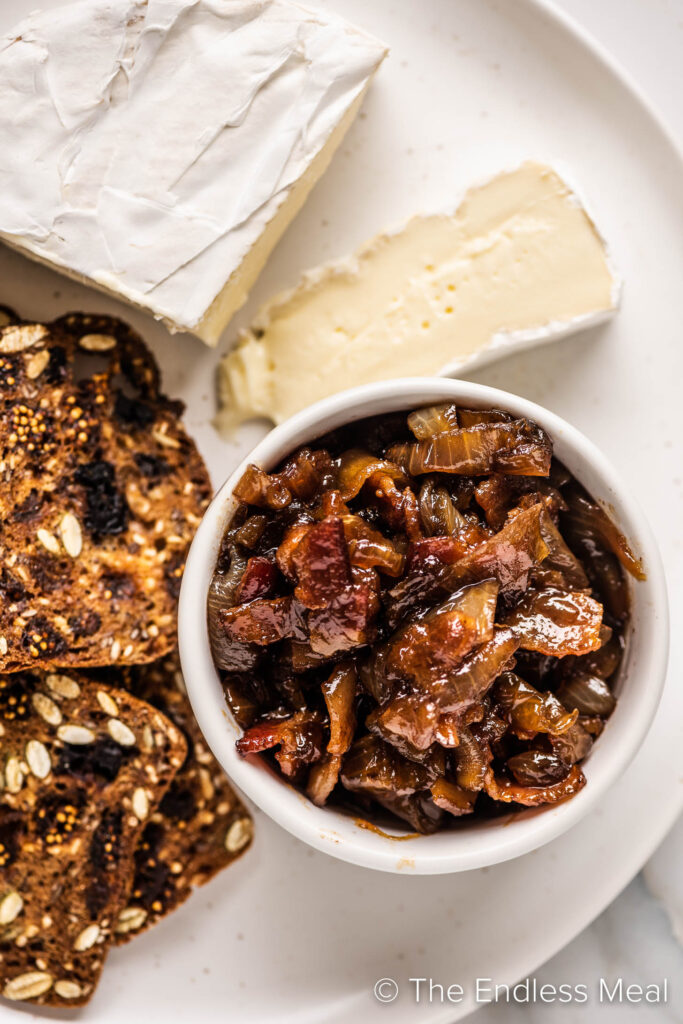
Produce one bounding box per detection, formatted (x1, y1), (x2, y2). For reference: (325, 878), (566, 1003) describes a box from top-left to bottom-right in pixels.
(218, 162), (620, 427)
(0, 0), (387, 344)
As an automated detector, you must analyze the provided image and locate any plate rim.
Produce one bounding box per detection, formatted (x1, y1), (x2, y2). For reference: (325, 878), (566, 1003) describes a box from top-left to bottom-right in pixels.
(415, 0), (683, 1017)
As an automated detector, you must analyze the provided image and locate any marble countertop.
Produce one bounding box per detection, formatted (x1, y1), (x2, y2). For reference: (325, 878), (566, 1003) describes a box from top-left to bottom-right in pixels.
(469, 0), (683, 1019)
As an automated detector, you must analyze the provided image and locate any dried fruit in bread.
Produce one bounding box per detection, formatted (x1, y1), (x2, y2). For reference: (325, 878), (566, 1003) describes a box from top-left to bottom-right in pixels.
(0, 670), (186, 1005)
(0, 313), (211, 671)
(112, 655), (252, 941)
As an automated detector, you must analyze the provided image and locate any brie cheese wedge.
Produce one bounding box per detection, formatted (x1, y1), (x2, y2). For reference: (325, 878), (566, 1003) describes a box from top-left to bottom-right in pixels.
(218, 162), (619, 427)
(0, 0), (387, 345)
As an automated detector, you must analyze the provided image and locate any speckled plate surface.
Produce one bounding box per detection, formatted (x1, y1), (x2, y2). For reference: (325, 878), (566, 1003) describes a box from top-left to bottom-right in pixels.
(0, 0), (681, 1021)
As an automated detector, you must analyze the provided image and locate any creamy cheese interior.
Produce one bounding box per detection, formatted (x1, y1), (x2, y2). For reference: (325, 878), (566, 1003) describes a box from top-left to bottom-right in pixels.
(0, 0), (387, 343)
(218, 163), (618, 427)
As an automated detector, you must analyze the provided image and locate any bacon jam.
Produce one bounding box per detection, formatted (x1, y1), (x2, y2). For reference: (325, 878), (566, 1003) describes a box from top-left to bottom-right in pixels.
(207, 404), (644, 834)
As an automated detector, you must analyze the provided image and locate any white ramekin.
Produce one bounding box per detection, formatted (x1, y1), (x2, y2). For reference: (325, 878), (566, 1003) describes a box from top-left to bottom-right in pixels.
(178, 379), (669, 874)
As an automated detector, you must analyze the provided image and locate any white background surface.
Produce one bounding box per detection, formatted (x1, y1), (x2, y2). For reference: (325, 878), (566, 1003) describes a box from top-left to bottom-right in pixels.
(473, 1), (683, 1021)
(0, 1), (681, 1022)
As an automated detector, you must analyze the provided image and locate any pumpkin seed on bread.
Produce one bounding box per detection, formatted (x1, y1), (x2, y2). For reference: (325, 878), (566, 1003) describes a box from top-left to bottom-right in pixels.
(0, 669), (186, 1006)
(0, 313), (211, 671)
(104, 654), (253, 940)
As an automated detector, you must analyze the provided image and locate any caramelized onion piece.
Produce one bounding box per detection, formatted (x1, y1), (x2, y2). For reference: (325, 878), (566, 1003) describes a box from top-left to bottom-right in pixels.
(538, 509), (589, 590)
(437, 504), (548, 597)
(385, 581), (499, 685)
(563, 487), (645, 580)
(366, 700), (439, 760)
(361, 630), (517, 751)
(365, 581), (500, 723)
(452, 504), (548, 595)
(458, 408), (514, 427)
(323, 663), (358, 756)
(307, 663), (357, 806)
(407, 403), (459, 439)
(435, 630), (520, 713)
(385, 504), (548, 628)
(430, 778), (477, 816)
(503, 588), (604, 657)
(307, 754), (343, 807)
(484, 764), (586, 806)
(341, 734), (432, 797)
(308, 583), (379, 657)
(342, 515), (404, 576)
(494, 673), (577, 736)
(474, 474), (511, 530)
(453, 726), (492, 792)
(379, 793), (444, 833)
(388, 420), (552, 477)
(550, 720), (594, 764)
(419, 480), (466, 535)
(233, 514), (267, 549)
(222, 676), (260, 729)
(279, 447), (334, 500)
(494, 423), (553, 476)
(207, 550), (249, 669)
(233, 464), (292, 509)
(340, 735), (443, 833)
(555, 674), (616, 716)
(506, 751), (571, 786)
(233, 451), (333, 510)
(388, 422), (522, 476)
(562, 635), (623, 681)
(337, 449), (408, 501)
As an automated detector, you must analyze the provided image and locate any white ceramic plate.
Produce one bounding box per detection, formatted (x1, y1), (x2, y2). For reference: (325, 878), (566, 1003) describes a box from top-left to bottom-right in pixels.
(0, 0), (681, 1021)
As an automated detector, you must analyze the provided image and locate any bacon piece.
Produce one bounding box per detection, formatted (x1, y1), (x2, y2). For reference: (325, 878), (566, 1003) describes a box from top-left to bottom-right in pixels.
(234, 556), (279, 604)
(292, 517), (352, 609)
(220, 596), (305, 645)
(236, 711), (324, 779)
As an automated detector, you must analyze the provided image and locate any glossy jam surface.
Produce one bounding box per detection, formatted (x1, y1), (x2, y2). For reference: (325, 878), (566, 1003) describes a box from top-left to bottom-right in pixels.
(208, 405), (642, 833)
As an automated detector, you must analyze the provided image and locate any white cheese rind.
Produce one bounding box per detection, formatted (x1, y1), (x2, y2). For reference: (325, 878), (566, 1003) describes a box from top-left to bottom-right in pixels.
(218, 162), (620, 428)
(0, 0), (387, 343)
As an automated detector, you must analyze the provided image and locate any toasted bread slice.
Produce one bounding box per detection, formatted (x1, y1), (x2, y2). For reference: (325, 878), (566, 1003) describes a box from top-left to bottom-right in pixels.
(0, 670), (186, 1006)
(112, 655), (252, 941)
(0, 313), (211, 671)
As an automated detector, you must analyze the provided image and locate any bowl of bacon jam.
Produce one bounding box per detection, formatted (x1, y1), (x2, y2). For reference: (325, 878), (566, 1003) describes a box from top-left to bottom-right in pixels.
(191, 381), (666, 872)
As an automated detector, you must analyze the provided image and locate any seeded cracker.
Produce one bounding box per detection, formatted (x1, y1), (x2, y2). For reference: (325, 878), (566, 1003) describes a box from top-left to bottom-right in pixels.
(0, 670), (186, 1006)
(0, 313), (212, 670)
(112, 655), (253, 941)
